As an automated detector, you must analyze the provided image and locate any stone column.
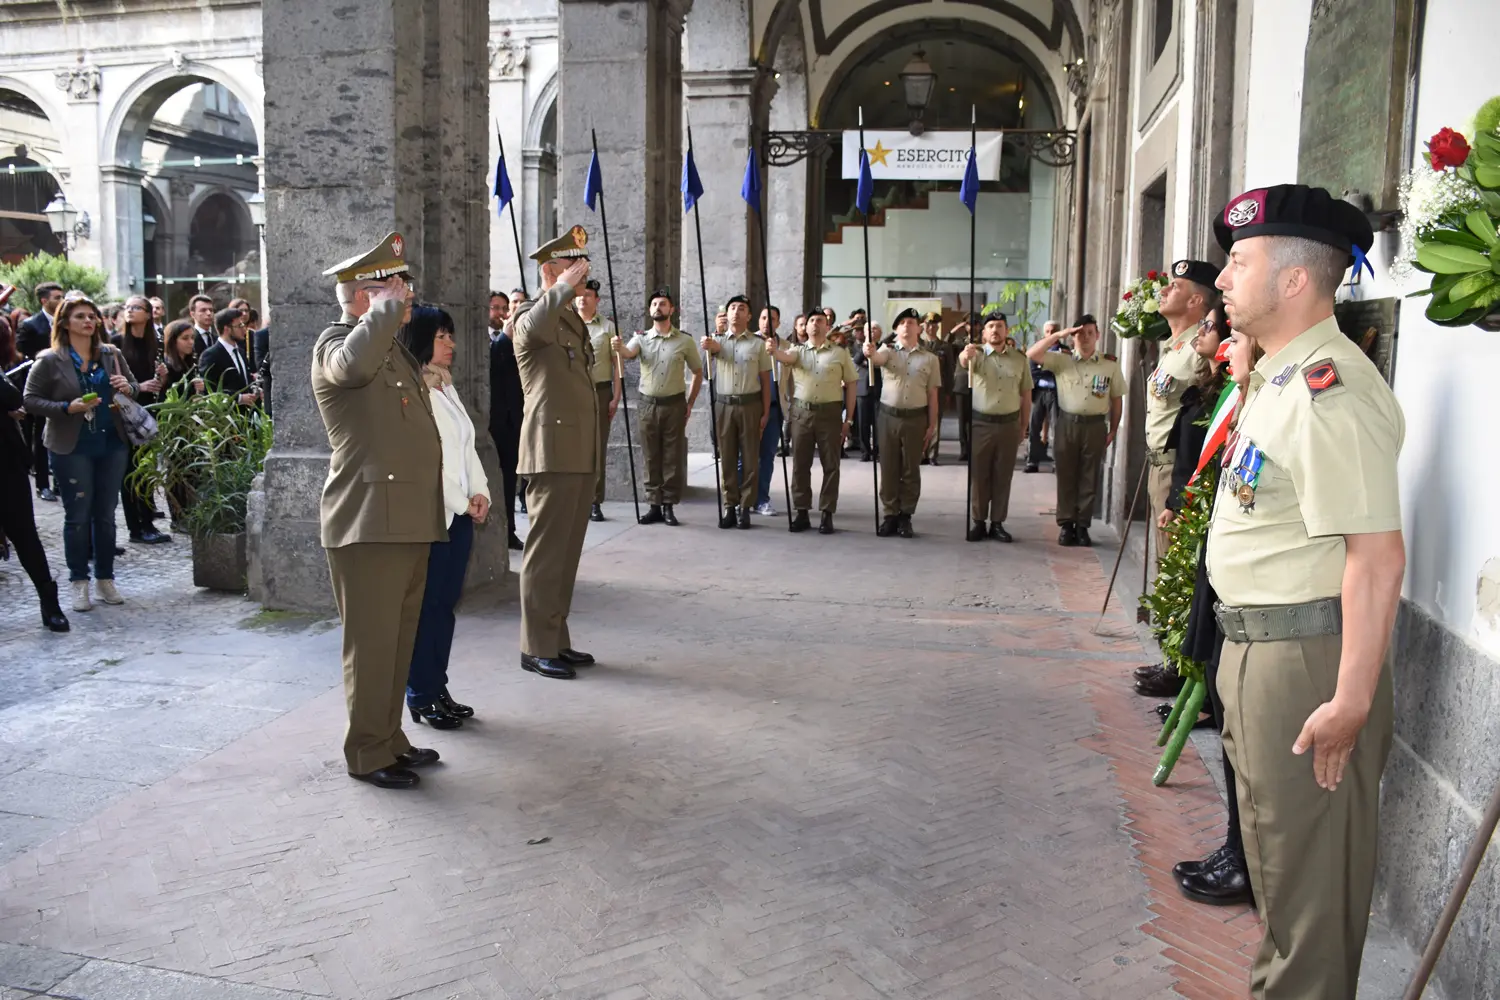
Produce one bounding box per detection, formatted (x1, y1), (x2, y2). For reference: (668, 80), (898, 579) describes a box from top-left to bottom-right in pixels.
(765, 27), (808, 318)
(100, 164), (147, 295)
(559, 0), (690, 488)
(254, 0), (508, 612)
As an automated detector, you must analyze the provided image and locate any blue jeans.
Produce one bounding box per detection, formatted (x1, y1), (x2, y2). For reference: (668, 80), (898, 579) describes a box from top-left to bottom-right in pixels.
(756, 395), (783, 506)
(50, 444), (128, 582)
(406, 513), (475, 703)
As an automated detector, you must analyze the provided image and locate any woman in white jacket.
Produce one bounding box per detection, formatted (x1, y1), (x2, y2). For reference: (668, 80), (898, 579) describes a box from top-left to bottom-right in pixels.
(399, 306), (491, 729)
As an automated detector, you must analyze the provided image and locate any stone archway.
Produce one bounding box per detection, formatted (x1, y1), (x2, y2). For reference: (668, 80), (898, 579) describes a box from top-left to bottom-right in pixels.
(0, 81), (67, 262)
(522, 79), (558, 270)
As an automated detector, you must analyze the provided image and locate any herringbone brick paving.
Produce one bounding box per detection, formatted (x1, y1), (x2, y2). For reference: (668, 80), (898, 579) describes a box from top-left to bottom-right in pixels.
(0, 455), (1255, 999)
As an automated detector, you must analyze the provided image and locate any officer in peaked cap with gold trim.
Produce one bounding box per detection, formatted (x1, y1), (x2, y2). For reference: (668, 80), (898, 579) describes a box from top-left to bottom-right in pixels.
(513, 224), (599, 680)
(313, 231), (446, 789)
(1206, 184), (1403, 1000)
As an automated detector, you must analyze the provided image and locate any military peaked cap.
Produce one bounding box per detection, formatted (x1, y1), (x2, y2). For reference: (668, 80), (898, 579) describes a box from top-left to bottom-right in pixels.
(530, 224), (590, 263)
(323, 232), (411, 283)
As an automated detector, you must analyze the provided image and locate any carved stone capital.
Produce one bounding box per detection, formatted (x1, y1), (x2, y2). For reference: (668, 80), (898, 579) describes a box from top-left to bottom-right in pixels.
(489, 35), (529, 79)
(54, 64), (101, 103)
(169, 175), (195, 200)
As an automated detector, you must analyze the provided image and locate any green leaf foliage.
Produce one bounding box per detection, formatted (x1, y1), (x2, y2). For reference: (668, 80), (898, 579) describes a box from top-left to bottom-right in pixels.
(1466, 210), (1500, 246)
(0, 253), (111, 312)
(1139, 462), (1217, 685)
(1416, 242), (1491, 275)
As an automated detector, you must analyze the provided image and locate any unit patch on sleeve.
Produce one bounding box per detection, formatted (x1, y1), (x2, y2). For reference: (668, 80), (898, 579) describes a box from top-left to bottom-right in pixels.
(1302, 358), (1342, 399)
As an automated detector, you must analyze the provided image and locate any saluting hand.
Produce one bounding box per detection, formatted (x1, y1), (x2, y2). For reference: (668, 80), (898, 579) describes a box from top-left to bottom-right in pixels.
(1293, 697), (1368, 791)
(559, 258), (590, 290)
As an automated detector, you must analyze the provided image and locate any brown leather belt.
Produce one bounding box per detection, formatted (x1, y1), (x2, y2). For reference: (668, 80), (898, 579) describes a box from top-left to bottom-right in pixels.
(718, 392), (761, 405)
(879, 404), (926, 418)
(972, 409), (1021, 425)
(793, 399), (844, 411)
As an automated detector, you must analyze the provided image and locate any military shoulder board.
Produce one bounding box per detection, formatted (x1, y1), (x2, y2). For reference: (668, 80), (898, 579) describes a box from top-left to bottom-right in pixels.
(1302, 358), (1342, 399)
(1103, 353), (1117, 362)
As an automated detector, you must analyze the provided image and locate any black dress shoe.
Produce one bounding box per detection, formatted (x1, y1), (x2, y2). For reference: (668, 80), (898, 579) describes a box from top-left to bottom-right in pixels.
(1173, 844), (1234, 880)
(590, 503), (605, 522)
(896, 514), (914, 539)
(876, 515), (898, 537)
(1134, 662), (1166, 681)
(350, 766), (420, 788)
(719, 506), (737, 529)
(507, 532), (525, 551)
(1024, 463), (1039, 473)
(558, 648), (595, 666)
(967, 519), (987, 542)
(521, 653), (575, 679)
(408, 701), (462, 729)
(640, 504), (665, 525)
(818, 512), (834, 535)
(1137, 669), (1185, 698)
(1058, 522), (1078, 546)
(130, 530), (171, 545)
(396, 747), (442, 767)
(662, 504), (679, 526)
(37, 487), (58, 502)
(1076, 525), (1093, 547)
(789, 510), (811, 533)
(437, 688), (473, 718)
(736, 507), (752, 529)
(989, 522), (1012, 542)
(920, 457), (931, 466)
(1178, 854), (1253, 906)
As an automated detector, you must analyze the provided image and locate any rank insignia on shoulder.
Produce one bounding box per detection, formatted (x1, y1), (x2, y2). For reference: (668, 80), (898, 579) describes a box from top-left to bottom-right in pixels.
(1303, 358), (1342, 398)
(1270, 363), (1299, 387)
(1104, 353), (1117, 362)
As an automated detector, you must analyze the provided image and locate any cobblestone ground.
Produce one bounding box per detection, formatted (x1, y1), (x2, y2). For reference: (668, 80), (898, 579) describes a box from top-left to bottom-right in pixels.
(0, 444), (1422, 1000)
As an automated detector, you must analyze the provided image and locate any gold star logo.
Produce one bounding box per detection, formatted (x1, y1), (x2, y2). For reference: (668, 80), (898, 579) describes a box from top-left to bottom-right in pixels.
(866, 140), (891, 167)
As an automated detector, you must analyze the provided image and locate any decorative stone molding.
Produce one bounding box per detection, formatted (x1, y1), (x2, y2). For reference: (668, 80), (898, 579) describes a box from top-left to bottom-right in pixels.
(489, 35), (529, 79)
(54, 63), (101, 102)
(169, 175), (195, 199)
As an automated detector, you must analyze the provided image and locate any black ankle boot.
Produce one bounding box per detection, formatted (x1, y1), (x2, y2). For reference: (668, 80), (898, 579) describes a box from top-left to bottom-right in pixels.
(789, 510), (811, 533)
(436, 687), (473, 718)
(408, 701), (462, 729)
(39, 581), (69, 632)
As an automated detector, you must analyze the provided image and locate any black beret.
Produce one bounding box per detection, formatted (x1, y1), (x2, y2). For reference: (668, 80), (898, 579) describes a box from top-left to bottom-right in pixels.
(649, 287), (674, 304)
(1169, 259), (1221, 289)
(893, 307), (922, 325)
(980, 304), (1008, 322)
(1214, 185), (1374, 262)
(724, 294), (750, 309)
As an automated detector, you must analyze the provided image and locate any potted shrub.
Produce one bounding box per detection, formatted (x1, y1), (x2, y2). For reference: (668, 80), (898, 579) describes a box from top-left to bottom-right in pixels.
(128, 384), (272, 592)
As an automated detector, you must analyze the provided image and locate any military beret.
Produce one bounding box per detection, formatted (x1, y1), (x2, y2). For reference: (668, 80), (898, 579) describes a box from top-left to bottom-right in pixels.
(980, 304), (1008, 322)
(892, 307), (922, 325)
(530, 224), (590, 263)
(649, 287), (675, 304)
(724, 294), (751, 309)
(322, 231), (411, 283)
(1214, 185), (1374, 263)
(1169, 259), (1222, 289)
(921, 310), (943, 324)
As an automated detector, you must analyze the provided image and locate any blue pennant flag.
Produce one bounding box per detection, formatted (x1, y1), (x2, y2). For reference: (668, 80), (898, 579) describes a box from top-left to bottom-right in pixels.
(855, 147), (874, 216)
(584, 150), (603, 212)
(959, 147), (979, 216)
(494, 151), (514, 217)
(682, 147), (705, 213)
(741, 148), (762, 208)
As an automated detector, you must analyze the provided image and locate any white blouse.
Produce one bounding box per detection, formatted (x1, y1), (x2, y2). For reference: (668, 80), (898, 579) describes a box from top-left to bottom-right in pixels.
(428, 381), (490, 519)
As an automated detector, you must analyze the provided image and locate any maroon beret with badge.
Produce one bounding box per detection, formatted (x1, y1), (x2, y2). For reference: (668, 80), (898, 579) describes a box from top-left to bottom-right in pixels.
(1214, 184), (1375, 266)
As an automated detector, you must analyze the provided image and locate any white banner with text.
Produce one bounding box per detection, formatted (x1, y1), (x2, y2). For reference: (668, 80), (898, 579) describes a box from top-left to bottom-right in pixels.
(840, 130), (1003, 181)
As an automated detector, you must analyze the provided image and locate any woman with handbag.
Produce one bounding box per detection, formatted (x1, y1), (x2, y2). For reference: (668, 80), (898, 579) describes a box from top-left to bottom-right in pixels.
(23, 296), (139, 611)
(111, 296), (170, 545)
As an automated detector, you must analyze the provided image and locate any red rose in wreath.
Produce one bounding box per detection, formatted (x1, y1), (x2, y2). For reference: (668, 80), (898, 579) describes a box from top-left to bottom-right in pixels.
(1123, 291), (1133, 301)
(1427, 127), (1471, 171)
(1146, 270), (1158, 279)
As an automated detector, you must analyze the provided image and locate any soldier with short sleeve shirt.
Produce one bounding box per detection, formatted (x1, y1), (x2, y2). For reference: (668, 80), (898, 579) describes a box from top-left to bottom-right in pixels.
(770, 310), (858, 534)
(1026, 315), (1124, 546)
(865, 308), (941, 538)
(614, 288), (703, 525)
(1205, 185), (1404, 1000)
(578, 280), (619, 522)
(959, 306), (1032, 542)
(701, 295), (773, 528)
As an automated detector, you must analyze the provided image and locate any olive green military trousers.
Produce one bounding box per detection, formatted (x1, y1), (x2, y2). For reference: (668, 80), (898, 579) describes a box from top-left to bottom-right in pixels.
(1218, 634), (1394, 1000)
(877, 408), (926, 516)
(969, 413), (1022, 523)
(594, 382), (614, 505)
(789, 402), (843, 513)
(326, 542), (429, 774)
(1147, 450), (1174, 563)
(519, 471), (592, 659)
(715, 398), (760, 509)
(1054, 411), (1107, 526)
(639, 395), (686, 505)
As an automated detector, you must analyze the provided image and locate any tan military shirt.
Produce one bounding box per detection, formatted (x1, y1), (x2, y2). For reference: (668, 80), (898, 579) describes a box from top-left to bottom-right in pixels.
(584, 313), (615, 385)
(878, 342), (940, 409)
(788, 341), (858, 404)
(626, 327), (702, 397)
(1039, 349), (1125, 415)
(1146, 325), (1209, 451)
(710, 330), (773, 396)
(965, 343), (1033, 416)
(1206, 316), (1404, 607)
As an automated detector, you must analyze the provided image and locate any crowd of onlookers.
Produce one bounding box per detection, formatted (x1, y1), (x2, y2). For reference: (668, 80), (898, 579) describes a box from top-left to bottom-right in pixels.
(0, 281), (271, 629)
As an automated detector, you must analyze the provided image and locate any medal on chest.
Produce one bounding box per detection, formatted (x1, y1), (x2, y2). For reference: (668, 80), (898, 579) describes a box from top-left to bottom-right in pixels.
(1089, 373), (1110, 397)
(1225, 439), (1264, 512)
(1148, 366), (1175, 400)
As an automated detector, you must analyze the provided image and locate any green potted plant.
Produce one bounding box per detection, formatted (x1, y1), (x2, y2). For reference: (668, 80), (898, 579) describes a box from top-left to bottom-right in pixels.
(1397, 96), (1500, 329)
(1110, 270), (1171, 340)
(128, 383), (273, 592)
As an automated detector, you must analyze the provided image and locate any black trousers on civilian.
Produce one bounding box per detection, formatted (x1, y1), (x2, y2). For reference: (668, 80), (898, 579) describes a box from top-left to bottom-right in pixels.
(855, 395), (878, 457)
(0, 468), (54, 595)
(119, 443), (158, 537)
(491, 422), (521, 532)
(25, 415), (49, 490)
(1028, 387), (1058, 463)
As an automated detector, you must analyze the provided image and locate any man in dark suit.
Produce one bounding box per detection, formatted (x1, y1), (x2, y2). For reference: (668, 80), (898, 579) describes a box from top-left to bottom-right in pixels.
(16, 282), (63, 501)
(188, 294), (217, 357)
(490, 296), (525, 551)
(197, 307), (260, 405)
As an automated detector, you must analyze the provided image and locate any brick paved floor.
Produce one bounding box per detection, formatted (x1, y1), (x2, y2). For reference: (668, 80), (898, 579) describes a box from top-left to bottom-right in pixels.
(0, 445), (1259, 999)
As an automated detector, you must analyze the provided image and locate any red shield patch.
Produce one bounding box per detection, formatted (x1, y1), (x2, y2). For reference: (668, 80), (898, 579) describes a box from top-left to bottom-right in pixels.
(1302, 358), (1342, 398)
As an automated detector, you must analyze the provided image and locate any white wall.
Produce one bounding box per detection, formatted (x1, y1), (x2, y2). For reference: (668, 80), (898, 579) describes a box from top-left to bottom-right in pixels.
(1240, 0), (1312, 187)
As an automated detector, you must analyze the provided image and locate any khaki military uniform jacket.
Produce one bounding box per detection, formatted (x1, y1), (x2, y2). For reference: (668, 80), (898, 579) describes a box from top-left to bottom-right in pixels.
(964, 343), (1033, 416)
(1038, 350), (1125, 415)
(1146, 326), (1209, 451)
(514, 280), (600, 477)
(312, 297), (446, 549)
